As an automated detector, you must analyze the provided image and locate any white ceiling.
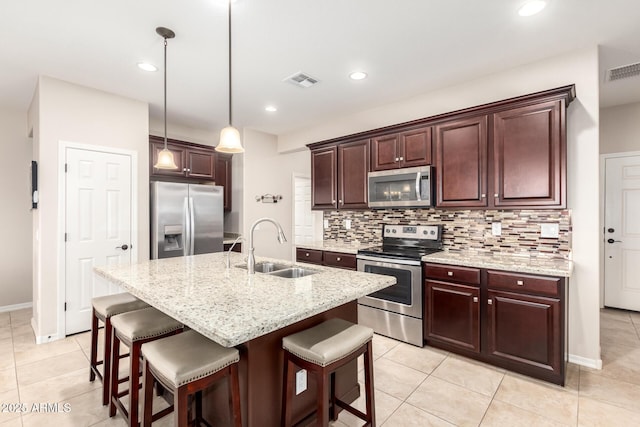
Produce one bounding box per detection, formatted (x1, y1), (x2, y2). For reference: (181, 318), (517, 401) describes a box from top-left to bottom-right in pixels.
(1, 0), (640, 137)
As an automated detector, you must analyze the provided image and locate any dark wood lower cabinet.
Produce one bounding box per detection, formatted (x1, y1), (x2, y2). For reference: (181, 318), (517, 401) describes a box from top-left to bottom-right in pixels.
(223, 242), (242, 253)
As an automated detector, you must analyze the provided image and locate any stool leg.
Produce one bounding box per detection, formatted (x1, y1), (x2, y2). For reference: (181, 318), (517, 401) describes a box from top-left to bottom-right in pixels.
(229, 364), (242, 427)
(363, 340), (376, 426)
(281, 352), (294, 427)
(109, 330), (121, 417)
(102, 318), (113, 406)
(89, 309), (99, 382)
(317, 369), (330, 426)
(175, 386), (189, 427)
(141, 359), (154, 427)
(129, 343), (141, 427)
(330, 372), (337, 421)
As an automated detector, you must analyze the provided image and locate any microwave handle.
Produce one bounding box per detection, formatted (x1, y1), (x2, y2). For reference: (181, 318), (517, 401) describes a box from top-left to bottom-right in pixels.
(415, 171), (422, 201)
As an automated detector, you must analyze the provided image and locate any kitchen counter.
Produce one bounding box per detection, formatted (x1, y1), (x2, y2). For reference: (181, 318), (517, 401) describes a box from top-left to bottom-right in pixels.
(296, 240), (375, 255)
(94, 252), (394, 347)
(422, 251), (573, 277)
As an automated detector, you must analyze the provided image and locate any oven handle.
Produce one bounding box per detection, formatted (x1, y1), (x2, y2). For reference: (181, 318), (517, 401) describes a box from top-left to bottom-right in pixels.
(356, 254), (422, 266)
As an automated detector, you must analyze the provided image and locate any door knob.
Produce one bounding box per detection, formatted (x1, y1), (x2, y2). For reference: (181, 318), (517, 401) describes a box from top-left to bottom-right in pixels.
(607, 239), (622, 244)
(116, 244), (129, 250)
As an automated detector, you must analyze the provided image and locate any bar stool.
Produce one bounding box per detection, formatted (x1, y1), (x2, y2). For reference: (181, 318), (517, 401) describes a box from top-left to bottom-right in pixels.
(90, 293), (150, 405)
(109, 307), (183, 427)
(140, 329), (242, 427)
(281, 318), (375, 427)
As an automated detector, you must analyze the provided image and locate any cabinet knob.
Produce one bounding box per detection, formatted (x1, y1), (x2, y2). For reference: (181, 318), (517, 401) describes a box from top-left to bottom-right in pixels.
(494, 193), (499, 197)
(187, 168), (191, 172)
(473, 296), (478, 303)
(339, 200), (343, 204)
(481, 194), (486, 198)
(183, 168), (187, 172)
(516, 280), (524, 286)
(399, 156), (404, 161)
(447, 271), (453, 276)
(336, 257), (341, 261)
(332, 200), (336, 204)
(488, 299), (493, 305)
(305, 253), (310, 257)
(395, 157), (399, 162)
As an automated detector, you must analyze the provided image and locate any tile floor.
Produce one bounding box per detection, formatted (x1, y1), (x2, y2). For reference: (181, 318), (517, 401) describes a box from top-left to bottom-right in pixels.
(1, 307), (639, 426)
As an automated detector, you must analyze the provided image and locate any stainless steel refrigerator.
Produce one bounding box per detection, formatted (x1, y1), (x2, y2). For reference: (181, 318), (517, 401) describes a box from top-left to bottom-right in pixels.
(150, 182), (223, 259)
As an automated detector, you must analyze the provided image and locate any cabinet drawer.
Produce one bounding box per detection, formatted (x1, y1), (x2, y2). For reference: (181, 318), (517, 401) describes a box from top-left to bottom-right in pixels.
(296, 248), (323, 265)
(323, 252), (357, 270)
(424, 264), (481, 285)
(487, 270), (560, 297)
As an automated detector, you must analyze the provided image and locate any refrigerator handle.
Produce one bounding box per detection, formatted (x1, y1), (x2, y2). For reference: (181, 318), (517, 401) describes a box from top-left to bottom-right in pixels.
(189, 197), (195, 256)
(183, 197), (190, 256)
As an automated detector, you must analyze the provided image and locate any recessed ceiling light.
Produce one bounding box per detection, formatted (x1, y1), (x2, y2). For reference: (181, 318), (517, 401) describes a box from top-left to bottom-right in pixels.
(137, 62), (157, 72)
(349, 71), (368, 80)
(265, 105), (277, 112)
(518, 0), (547, 17)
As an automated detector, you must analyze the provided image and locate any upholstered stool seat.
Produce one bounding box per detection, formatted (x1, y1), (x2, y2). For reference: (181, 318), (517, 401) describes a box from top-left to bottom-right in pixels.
(140, 330), (242, 427)
(281, 318), (375, 427)
(90, 293), (150, 405)
(109, 307), (183, 427)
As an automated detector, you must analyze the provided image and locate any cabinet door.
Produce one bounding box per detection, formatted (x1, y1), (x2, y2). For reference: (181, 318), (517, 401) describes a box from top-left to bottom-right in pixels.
(215, 153), (232, 211)
(371, 134), (399, 171)
(400, 127), (432, 168)
(493, 100), (565, 208)
(186, 148), (215, 180)
(311, 147), (337, 209)
(425, 280), (480, 352)
(338, 139), (370, 209)
(434, 116), (488, 207)
(150, 139), (186, 178)
(487, 290), (561, 376)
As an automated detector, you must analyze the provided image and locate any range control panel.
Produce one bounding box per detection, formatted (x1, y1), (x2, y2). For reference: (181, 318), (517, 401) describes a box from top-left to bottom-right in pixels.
(382, 224), (441, 240)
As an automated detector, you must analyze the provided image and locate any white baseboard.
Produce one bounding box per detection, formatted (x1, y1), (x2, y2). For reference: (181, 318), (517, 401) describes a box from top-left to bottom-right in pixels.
(30, 317), (60, 344)
(569, 353), (602, 369)
(0, 302), (33, 313)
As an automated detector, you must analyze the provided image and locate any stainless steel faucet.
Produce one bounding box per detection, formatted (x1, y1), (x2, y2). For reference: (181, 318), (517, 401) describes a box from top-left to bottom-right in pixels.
(225, 235), (244, 269)
(247, 218), (287, 274)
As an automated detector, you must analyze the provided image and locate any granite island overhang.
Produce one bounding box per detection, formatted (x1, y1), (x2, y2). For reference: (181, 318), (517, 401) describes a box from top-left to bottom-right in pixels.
(93, 251), (395, 426)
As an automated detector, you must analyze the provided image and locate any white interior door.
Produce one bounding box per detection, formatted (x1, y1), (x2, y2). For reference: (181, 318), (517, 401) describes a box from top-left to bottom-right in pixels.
(604, 155), (640, 311)
(65, 147), (132, 335)
(294, 176), (322, 245)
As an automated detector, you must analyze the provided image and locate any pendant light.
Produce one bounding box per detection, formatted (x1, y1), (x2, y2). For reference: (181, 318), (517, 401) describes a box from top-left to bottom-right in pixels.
(154, 27), (179, 169)
(215, 0), (245, 153)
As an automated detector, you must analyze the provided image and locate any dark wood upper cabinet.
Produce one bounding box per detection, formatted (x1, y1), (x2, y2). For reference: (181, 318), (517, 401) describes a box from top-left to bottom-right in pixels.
(186, 148), (215, 180)
(338, 139), (369, 209)
(371, 127), (431, 171)
(311, 146), (338, 209)
(434, 115), (488, 208)
(493, 100), (565, 208)
(215, 153), (232, 211)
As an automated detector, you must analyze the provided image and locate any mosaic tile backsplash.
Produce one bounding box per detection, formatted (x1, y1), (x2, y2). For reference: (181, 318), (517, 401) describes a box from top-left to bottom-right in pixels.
(323, 209), (571, 259)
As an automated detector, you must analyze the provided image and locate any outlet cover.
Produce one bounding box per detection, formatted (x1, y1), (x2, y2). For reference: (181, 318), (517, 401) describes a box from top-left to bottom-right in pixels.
(323, 219), (329, 229)
(491, 222), (502, 236)
(540, 223), (560, 238)
(345, 219), (352, 229)
(295, 369), (307, 395)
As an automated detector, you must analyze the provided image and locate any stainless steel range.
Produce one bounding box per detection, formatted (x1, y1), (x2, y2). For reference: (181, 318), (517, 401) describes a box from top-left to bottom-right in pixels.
(357, 224), (443, 346)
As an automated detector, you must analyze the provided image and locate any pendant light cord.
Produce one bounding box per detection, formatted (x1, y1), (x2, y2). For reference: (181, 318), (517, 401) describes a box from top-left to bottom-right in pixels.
(163, 37), (168, 149)
(228, 0), (233, 127)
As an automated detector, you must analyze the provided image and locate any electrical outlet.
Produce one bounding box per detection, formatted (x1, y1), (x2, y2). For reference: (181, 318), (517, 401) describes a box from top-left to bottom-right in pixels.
(323, 219), (329, 229)
(540, 223), (560, 238)
(491, 222), (502, 236)
(295, 369), (307, 395)
(345, 219), (352, 230)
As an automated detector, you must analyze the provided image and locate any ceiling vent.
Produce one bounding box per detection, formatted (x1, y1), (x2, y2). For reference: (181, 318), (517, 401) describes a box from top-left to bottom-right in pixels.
(284, 72), (319, 88)
(607, 62), (640, 82)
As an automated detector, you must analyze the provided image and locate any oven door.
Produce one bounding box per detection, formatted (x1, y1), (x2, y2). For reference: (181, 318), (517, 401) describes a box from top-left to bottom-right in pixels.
(357, 255), (422, 318)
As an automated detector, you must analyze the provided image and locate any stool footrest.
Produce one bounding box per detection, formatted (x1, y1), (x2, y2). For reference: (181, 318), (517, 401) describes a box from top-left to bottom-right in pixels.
(335, 398), (367, 421)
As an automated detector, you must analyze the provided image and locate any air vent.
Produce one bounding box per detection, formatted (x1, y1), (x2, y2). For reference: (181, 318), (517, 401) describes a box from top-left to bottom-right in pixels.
(607, 62), (640, 81)
(284, 72), (319, 88)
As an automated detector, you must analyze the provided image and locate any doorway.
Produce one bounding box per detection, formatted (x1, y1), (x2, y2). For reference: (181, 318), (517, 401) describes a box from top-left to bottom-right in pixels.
(292, 175), (323, 257)
(603, 153), (640, 312)
(61, 143), (137, 335)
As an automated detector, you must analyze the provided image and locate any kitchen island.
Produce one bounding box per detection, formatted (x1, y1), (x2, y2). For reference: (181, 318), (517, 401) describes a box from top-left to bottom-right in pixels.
(94, 252), (395, 426)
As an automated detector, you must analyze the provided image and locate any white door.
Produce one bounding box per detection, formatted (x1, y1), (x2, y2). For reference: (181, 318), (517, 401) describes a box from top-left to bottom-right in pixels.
(293, 176), (322, 245)
(604, 155), (640, 311)
(65, 147), (133, 335)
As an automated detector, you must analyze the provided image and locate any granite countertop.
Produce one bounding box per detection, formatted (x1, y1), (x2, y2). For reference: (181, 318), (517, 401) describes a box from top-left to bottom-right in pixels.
(422, 251), (573, 277)
(94, 252), (395, 347)
(296, 240), (376, 255)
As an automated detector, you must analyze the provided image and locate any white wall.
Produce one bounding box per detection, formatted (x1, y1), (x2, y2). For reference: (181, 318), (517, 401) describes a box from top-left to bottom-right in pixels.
(600, 102), (640, 154)
(0, 108), (33, 309)
(278, 48), (602, 366)
(30, 76), (149, 340)
(242, 129), (310, 261)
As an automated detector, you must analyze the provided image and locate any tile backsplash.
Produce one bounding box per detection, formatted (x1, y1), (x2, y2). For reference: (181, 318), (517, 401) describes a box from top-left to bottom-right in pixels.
(323, 208), (571, 259)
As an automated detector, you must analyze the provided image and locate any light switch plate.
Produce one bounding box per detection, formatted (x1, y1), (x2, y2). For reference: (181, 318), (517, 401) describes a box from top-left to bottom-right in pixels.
(344, 219), (352, 229)
(295, 369), (307, 395)
(491, 222), (502, 236)
(540, 223), (560, 238)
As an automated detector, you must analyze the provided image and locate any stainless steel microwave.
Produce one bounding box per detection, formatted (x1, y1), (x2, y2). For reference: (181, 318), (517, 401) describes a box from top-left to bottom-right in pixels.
(368, 166), (432, 208)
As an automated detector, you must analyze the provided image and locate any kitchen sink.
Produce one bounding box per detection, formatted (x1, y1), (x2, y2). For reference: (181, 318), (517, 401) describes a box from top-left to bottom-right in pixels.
(266, 267), (319, 279)
(235, 261), (291, 273)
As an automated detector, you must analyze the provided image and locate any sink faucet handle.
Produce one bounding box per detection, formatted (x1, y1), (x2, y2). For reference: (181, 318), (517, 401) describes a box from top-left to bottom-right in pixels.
(225, 235), (244, 269)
